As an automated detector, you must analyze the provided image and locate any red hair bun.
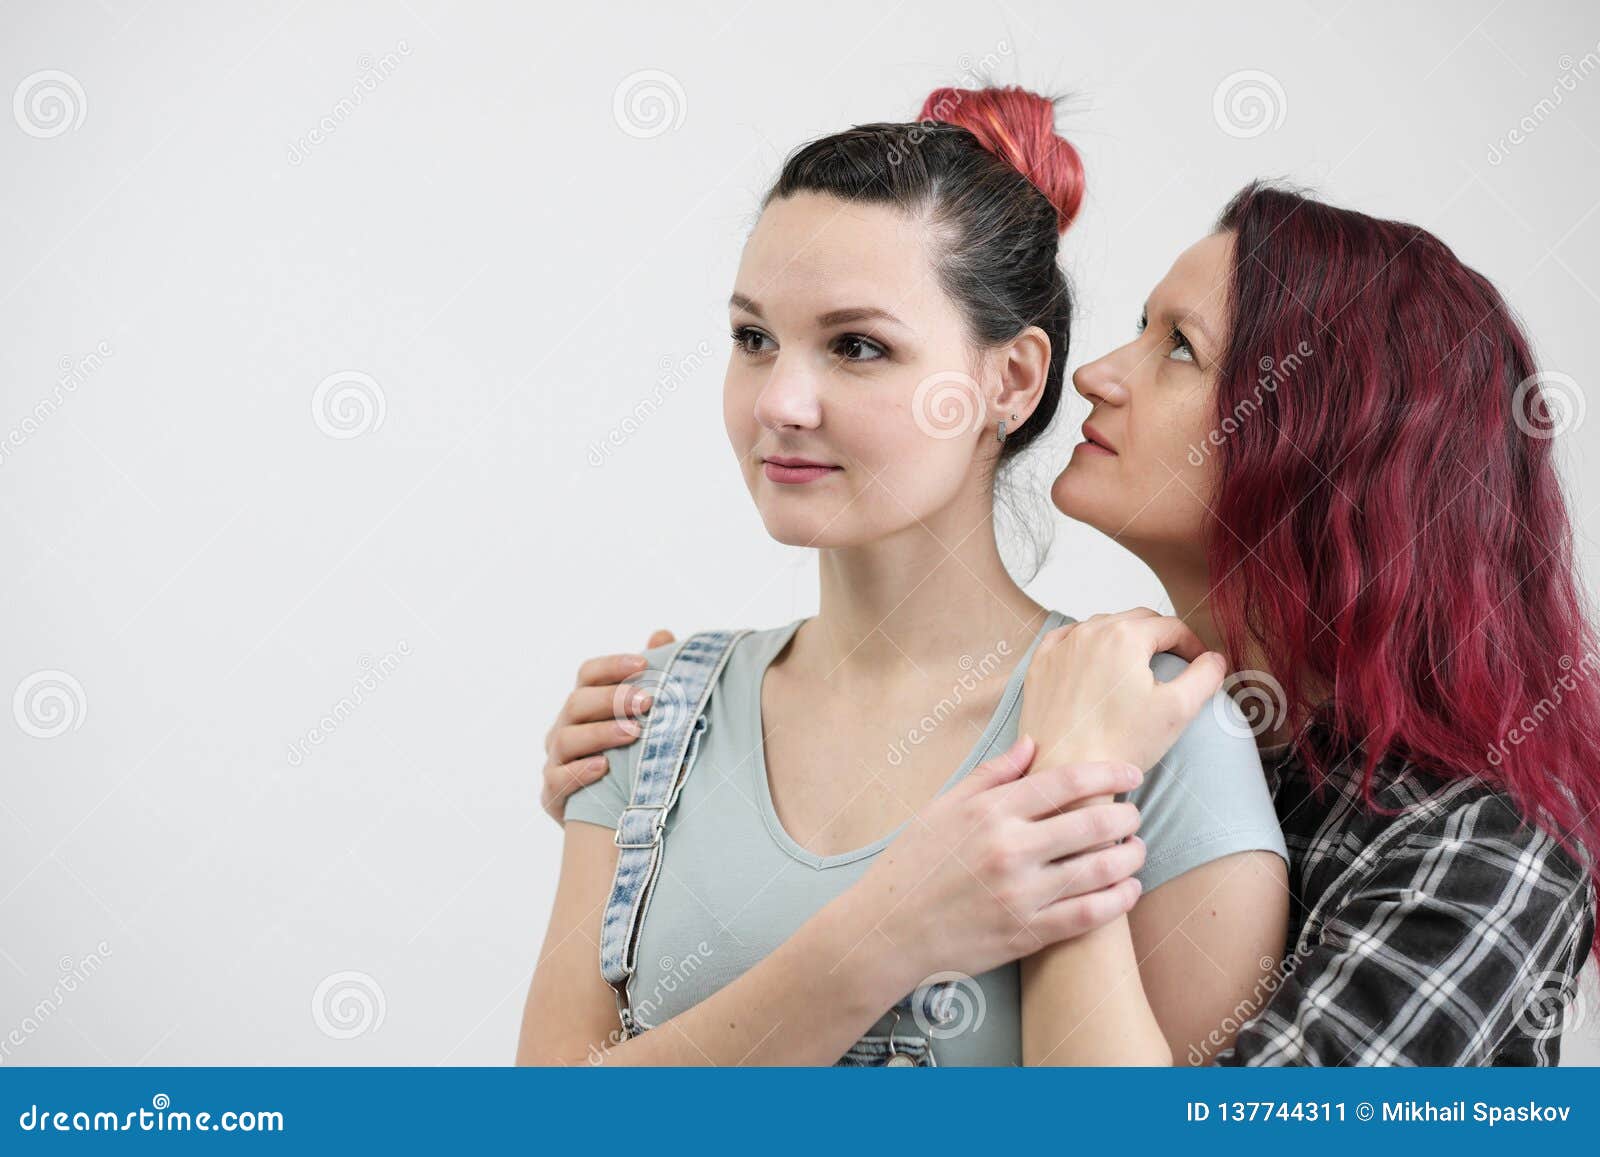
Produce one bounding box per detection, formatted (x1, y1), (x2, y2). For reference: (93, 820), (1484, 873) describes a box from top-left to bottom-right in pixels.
(918, 86), (1085, 234)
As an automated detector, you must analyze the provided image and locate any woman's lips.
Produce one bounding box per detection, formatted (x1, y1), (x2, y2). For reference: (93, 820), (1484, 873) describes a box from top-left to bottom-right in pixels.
(1077, 423), (1117, 456)
(762, 459), (840, 484)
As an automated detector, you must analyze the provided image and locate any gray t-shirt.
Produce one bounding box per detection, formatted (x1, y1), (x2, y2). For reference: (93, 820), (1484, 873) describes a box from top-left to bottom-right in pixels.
(563, 610), (1288, 1066)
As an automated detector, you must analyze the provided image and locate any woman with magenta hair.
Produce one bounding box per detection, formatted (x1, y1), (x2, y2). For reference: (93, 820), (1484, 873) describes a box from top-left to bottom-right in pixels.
(1043, 184), (1598, 1063)
(531, 88), (1599, 1065)
(518, 84), (1292, 1067)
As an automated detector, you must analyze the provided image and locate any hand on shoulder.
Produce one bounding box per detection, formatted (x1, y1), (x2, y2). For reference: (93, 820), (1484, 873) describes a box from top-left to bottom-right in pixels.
(1019, 607), (1228, 772)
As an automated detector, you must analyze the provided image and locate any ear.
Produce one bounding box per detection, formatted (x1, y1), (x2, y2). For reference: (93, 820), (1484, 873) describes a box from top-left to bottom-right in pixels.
(986, 325), (1051, 435)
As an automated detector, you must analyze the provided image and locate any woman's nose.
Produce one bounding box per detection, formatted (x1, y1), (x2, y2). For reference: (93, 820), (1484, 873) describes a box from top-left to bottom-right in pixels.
(754, 361), (823, 430)
(1072, 345), (1132, 406)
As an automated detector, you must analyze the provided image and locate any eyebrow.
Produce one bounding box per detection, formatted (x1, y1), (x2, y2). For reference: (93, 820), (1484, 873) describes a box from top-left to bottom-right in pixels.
(729, 293), (908, 330)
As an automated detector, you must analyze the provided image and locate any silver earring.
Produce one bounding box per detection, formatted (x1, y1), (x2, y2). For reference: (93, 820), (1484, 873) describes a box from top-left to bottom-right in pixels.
(996, 413), (1019, 443)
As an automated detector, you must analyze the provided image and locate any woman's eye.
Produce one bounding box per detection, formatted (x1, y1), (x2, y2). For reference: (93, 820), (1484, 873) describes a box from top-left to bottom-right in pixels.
(730, 326), (775, 355)
(1139, 313), (1196, 365)
(832, 333), (887, 362)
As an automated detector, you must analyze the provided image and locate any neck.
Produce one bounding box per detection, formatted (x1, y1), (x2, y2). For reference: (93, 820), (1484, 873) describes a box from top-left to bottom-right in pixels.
(802, 503), (1048, 684)
(1159, 557), (1227, 658)
(1157, 552), (1299, 748)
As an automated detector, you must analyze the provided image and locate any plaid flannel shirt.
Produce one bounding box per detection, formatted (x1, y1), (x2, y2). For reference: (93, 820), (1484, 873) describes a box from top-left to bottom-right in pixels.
(1215, 732), (1595, 1066)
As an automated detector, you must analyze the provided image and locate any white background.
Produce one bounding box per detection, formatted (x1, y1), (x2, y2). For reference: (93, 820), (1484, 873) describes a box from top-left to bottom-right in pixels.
(2, 0), (1597, 1064)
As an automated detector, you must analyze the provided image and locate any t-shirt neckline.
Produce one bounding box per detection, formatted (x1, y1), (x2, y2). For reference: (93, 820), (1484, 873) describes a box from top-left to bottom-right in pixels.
(749, 608), (1067, 870)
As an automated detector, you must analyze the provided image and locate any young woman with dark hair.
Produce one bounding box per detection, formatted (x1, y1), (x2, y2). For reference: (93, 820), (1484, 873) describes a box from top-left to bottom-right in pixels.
(542, 171), (1599, 1064)
(516, 86), (1291, 1067)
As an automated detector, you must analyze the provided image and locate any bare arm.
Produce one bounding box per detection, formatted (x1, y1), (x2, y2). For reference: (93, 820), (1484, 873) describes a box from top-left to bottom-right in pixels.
(1015, 611), (1285, 1065)
(1130, 850), (1288, 1064)
(517, 821), (916, 1065)
(1021, 913), (1168, 1064)
(1023, 851), (1287, 1064)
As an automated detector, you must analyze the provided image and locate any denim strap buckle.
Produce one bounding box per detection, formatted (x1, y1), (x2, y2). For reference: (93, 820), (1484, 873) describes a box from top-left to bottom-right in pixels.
(596, 629), (752, 1038)
(613, 803), (670, 849)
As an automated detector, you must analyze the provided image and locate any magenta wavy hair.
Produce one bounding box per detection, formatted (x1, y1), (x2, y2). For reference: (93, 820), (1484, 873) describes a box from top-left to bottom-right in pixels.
(1210, 183), (1600, 939)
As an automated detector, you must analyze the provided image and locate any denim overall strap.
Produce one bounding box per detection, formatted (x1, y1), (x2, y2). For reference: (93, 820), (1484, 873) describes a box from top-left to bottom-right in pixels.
(598, 628), (749, 1038)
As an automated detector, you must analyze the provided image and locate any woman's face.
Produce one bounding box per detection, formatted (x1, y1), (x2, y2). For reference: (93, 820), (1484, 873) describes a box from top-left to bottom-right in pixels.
(724, 191), (1043, 549)
(1051, 230), (1234, 569)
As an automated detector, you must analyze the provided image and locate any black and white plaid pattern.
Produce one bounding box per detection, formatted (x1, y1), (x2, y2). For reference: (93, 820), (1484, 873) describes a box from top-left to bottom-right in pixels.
(1215, 732), (1596, 1066)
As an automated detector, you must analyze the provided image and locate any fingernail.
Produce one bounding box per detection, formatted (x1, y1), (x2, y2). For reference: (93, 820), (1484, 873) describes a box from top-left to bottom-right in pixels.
(618, 718), (641, 737)
(586, 756), (608, 771)
(632, 693), (653, 713)
(1125, 763), (1144, 788)
(628, 656), (647, 670)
